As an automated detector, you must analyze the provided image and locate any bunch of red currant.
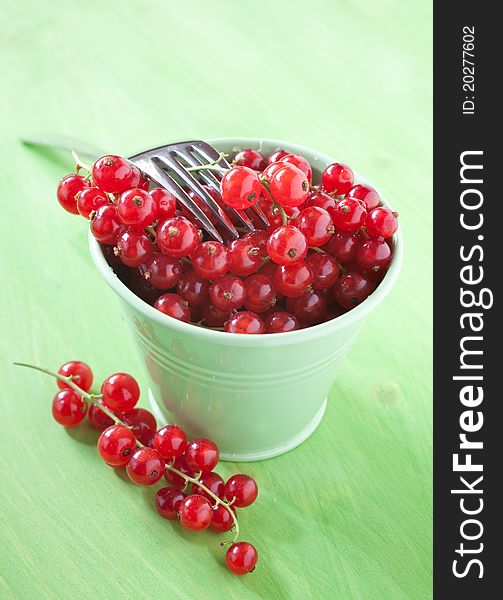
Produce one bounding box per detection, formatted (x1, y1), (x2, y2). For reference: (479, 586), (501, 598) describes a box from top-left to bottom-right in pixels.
(57, 146), (399, 333)
(17, 360), (258, 575)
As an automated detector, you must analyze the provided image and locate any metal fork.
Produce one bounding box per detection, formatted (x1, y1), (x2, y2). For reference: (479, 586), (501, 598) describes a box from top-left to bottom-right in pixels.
(129, 141), (269, 242)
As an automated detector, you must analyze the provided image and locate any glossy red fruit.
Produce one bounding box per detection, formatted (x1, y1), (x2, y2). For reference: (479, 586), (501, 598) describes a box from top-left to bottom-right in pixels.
(273, 261), (314, 298)
(185, 438), (219, 472)
(131, 167), (150, 191)
(355, 238), (392, 271)
(153, 424), (187, 460)
(325, 230), (359, 264)
(279, 154), (312, 183)
(92, 155), (135, 194)
(157, 217), (200, 257)
(176, 270), (210, 306)
(226, 542), (258, 575)
(211, 505), (235, 533)
(179, 495), (213, 531)
(228, 238), (261, 276)
(121, 408), (157, 446)
(126, 447), (165, 485)
(155, 487), (187, 520)
(346, 184), (380, 211)
(243, 230), (269, 258)
(90, 204), (122, 245)
(164, 456), (195, 487)
(88, 401), (115, 430)
(244, 274), (276, 313)
(201, 303), (229, 327)
(306, 253), (340, 289)
(225, 311), (265, 334)
(333, 272), (374, 309)
(139, 253), (182, 289)
(221, 166), (262, 209)
(321, 162), (354, 195)
(57, 360), (93, 392)
(365, 206), (398, 239)
(264, 311), (300, 333)
(57, 174), (88, 215)
(234, 149), (267, 171)
(286, 290), (327, 324)
(97, 425), (136, 467)
(192, 471), (225, 501)
(150, 187), (177, 219)
(210, 275), (246, 312)
(115, 229), (154, 267)
(191, 241), (229, 279)
(267, 149), (289, 164)
(118, 189), (157, 230)
(76, 187), (108, 219)
(269, 164), (309, 208)
(267, 225), (308, 266)
(52, 389), (87, 427)
(225, 474), (258, 508)
(296, 206), (334, 247)
(304, 191), (337, 217)
(154, 293), (191, 322)
(101, 373), (140, 412)
(332, 198), (367, 232)
(261, 161), (285, 184)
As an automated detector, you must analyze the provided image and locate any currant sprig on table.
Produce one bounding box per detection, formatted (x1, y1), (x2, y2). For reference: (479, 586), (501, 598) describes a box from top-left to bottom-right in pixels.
(15, 360), (258, 576)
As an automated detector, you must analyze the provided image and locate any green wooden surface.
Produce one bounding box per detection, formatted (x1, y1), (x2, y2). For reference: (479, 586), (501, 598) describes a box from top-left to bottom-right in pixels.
(0, 1), (432, 598)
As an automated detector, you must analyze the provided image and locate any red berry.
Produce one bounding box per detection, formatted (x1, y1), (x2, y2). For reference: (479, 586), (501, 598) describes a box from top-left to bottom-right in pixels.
(261, 161), (285, 183)
(221, 166), (262, 209)
(155, 487), (187, 520)
(296, 206), (334, 247)
(286, 290), (327, 324)
(164, 456), (195, 487)
(279, 154), (312, 183)
(365, 206), (398, 239)
(57, 360), (93, 392)
(157, 217), (200, 258)
(179, 495), (213, 531)
(226, 542), (258, 575)
(333, 272), (373, 309)
(355, 239), (392, 270)
(346, 184), (380, 210)
(210, 275), (246, 312)
(101, 373), (140, 412)
(243, 230), (269, 258)
(306, 253), (340, 289)
(76, 187), (108, 219)
(153, 424), (187, 460)
(52, 389), (87, 427)
(57, 174), (88, 215)
(131, 167), (150, 191)
(176, 270), (210, 306)
(126, 447), (165, 485)
(332, 198), (367, 232)
(234, 149), (267, 171)
(304, 191), (337, 217)
(118, 189), (157, 230)
(267, 225), (308, 266)
(273, 261), (313, 297)
(264, 204), (300, 234)
(264, 311), (300, 333)
(244, 274), (276, 313)
(115, 229), (154, 267)
(225, 474), (258, 508)
(97, 425), (136, 467)
(325, 230), (359, 264)
(88, 401), (115, 431)
(121, 408), (157, 446)
(211, 505), (235, 533)
(154, 293), (191, 322)
(150, 187), (177, 219)
(90, 204), (122, 245)
(92, 155), (135, 194)
(191, 241), (229, 280)
(185, 438), (219, 472)
(228, 238), (261, 276)
(267, 149), (289, 164)
(192, 471), (225, 501)
(201, 303), (230, 327)
(225, 311), (265, 334)
(269, 164), (309, 208)
(321, 162), (354, 194)
(139, 252), (182, 289)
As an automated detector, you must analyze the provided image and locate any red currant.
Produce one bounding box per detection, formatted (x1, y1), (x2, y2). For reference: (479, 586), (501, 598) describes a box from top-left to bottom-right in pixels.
(139, 252), (182, 289)
(355, 239), (392, 270)
(118, 189), (157, 230)
(179, 495), (213, 531)
(121, 408), (157, 446)
(325, 230), (359, 264)
(126, 447), (165, 485)
(153, 424), (188, 460)
(101, 373), (140, 412)
(264, 204), (300, 234)
(52, 389), (87, 427)
(150, 187), (177, 220)
(267, 225), (308, 266)
(210, 275), (246, 312)
(97, 425), (136, 467)
(225, 311), (265, 334)
(346, 184), (380, 210)
(155, 487), (187, 520)
(365, 206), (398, 239)
(157, 217), (200, 258)
(269, 164), (309, 208)
(192, 471), (225, 501)
(234, 149), (267, 171)
(191, 241), (229, 280)
(176, 270), (210, 306)
(57, 174), (88, 215)
(211, 505), (235, 533)
(306, 253), (340, 289)
(333, 272), (373, 309)
(164, 456), (195, 487)
(92, 155), (135, 194)
(201, 303), (230, 327)
(76, 187), (108, 219)
(321, 162), (354, 194)
(154, 293), (191, 322)
(332, 198), (367, 232)
(88, 401), (115, 430)
(279, 154), (312, 183)
(228, 238), (261, 276)
(131, 167), (150, 191)
(225, 474), (258, 508)
(90, 204), (122, 245)
(185, 438), (219, 472)
(286, 290), (327, 324)
(304, 191), (337, 217)
(57, 360), (93, 392)
(243, 274), (276, 313)
(264, 311), (300, 333)
(273, 261), (313, 297)
(115, 229), (154, 267)
(296, 206), (334, 247)
(221, 166), (262, 209)
(267, 149), (289, 164)
(226, 542), (258, 575)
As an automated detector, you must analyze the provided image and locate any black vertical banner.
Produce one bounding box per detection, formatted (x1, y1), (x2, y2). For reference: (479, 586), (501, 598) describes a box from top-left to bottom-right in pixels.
(434, 2), (498, 598)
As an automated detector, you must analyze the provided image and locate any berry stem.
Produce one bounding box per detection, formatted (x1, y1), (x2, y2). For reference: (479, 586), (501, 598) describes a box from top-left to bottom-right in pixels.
(271, 199), (288, 226)
(186, 152), (229, 174)
(71, 149), (91, 174)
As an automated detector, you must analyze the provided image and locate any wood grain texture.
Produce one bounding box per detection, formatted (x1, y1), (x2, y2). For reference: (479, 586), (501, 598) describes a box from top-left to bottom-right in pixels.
(0, 0), (432, 598)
